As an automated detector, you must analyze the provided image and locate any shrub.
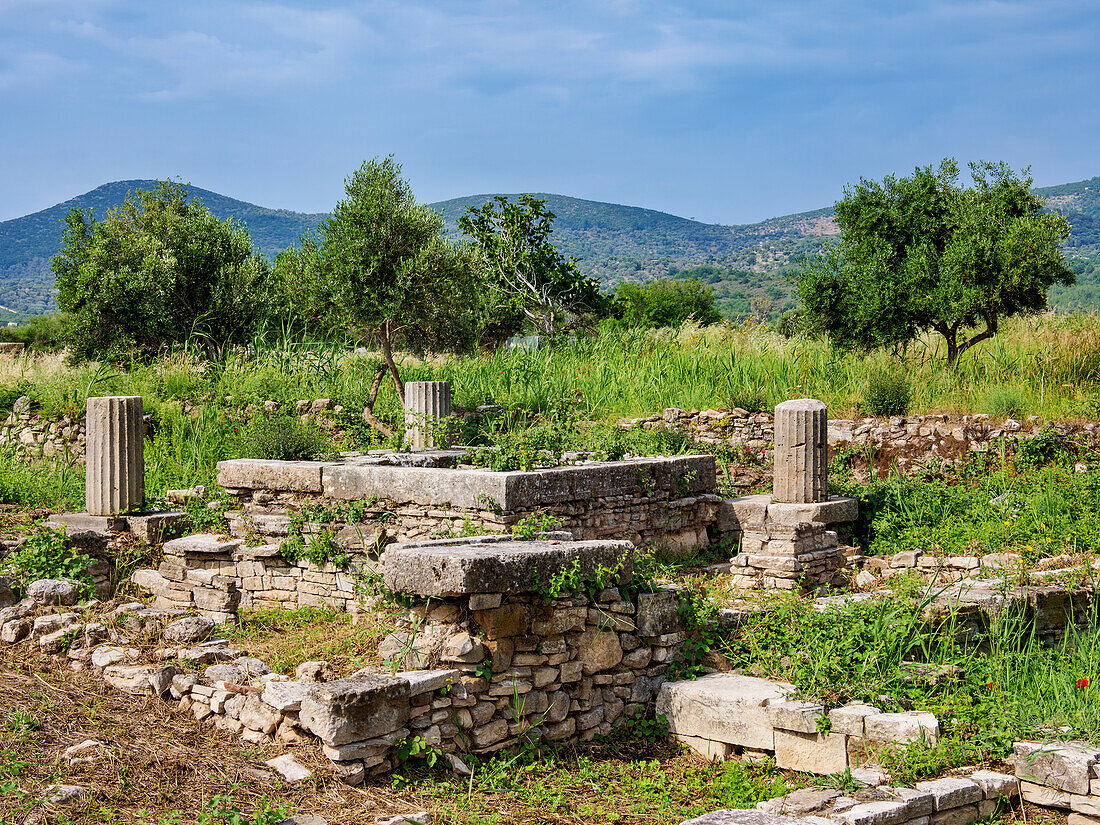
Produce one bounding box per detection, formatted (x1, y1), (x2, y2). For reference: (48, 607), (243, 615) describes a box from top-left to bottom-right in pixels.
(0, 313), (68, 352)
(982, 385), (1027, 418)
(775, 308), (803, 338)
(727, 386), (770, 413)
(0, 524), (92, 590)
(237, 414), (331, 461)
(864, 368), (912, 416)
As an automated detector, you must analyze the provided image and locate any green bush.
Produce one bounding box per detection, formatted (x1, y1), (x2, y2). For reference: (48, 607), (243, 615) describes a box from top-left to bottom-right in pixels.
(236, 414), (331, 461)
(0, 524), (92, 590)
(775, 308), (803, 338)
(0, 313), (68, 352)
(982, 384), (1027, 418)
(727, 386), (770, 413)
(863, 368), (912, 416)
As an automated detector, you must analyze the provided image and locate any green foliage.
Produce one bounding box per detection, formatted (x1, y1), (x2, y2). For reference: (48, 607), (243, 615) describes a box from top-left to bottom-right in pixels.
(1015, 426), (1072, 470)
(511, 511), (566, 540)
(196, 792), (290, 825)
(0, 523), (91, 591)
(53, 181), (279, 362)
(394, 734), (443, 769)
(0, 312), (68, 352)
(863, 367), (912, 416)
(0, 447), (83, 511)
(726, 385), (771, 413)
(981, 385), (1026, 419)
(613, 277), (722, 328)
(459, 194), (607, 339)
(235, 413), (330, 462)
(798, 159), (1075, 365)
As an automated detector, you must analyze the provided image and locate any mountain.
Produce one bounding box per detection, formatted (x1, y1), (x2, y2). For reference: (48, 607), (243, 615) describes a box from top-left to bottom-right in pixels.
(1, 176), (1098, 319)
(0, 180), (327, 317)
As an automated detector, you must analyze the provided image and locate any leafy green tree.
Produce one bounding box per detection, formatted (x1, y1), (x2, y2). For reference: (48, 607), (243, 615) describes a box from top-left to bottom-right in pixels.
(613, 277), (721, 328)
(459, 194), (606, 339)
(53, 182), (276, 362)
(797, 159), (1074, 365)
(279, 156), (477, 436)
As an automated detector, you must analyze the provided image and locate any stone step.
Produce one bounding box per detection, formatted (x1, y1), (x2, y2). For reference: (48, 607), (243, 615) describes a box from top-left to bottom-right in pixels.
(163, 533), (242, 557)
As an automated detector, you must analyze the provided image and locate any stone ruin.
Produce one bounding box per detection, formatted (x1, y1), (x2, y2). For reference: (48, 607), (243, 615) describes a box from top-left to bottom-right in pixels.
(9, 392), (1100, 825)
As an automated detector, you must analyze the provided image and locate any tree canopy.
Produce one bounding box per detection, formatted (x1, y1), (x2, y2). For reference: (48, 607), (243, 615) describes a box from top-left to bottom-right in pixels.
(53, 181), (276, 362)
(277, 156), (477, 435)
(459, 194), (606, 339)
(796, 159), (1074, 364)
(613, 277), (721, 328)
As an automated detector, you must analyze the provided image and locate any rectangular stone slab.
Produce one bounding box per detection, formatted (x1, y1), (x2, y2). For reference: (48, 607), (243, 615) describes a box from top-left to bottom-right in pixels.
(216, 459), (331, 493)
(382, 536), (634, 596)
(298, 673), (410, 746)
(656, 673), (793, 750)
(219, 454), (718, 511)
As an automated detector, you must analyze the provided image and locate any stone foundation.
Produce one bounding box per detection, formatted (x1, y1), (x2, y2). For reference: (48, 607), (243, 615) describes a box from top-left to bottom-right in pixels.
(216, 452), (720, 552)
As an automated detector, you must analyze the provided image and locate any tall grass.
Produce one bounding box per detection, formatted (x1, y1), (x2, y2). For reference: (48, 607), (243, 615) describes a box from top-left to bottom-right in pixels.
(3, 313), (1100, 422)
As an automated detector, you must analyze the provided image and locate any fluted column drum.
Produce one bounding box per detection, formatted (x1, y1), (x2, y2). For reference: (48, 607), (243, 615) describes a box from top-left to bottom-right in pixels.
(403, 381), (452, 451)
(86, 396), (145, 515)
(773, 398), (827, 504)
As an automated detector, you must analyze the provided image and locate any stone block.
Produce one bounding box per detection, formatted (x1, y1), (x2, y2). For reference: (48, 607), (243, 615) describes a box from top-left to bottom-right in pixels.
(577, 626), (623, 675)
(636, 588), (684, 637)
(834, 800), (911, 825)
(929, 804), (978, 825)
(1070, 815), (1100, 825)
(914, 778), (982, 810)
(474, 604), (527, 639)
(717, 495), (771, 534)
(675, 734), (734, 761)
(766, 497), (859, 526)
(656, 673), (791, 750)
(216, 458), (329, 493)
(1073, 796), (1100, 817)
(1020, 781), (1071, 808)
(298, 673), (411, 746)
(767, 699), (825, 733)
(381, 535), (632, 597)
(680, 812), (805, 825)
(162, 534), (241, 557)
(864, 712), (939, 745)
(828, 703), (880, 737)
(772, 729), (849, 774)
(967, 771), (1018, 800)
(1014, 741), (1100, 795)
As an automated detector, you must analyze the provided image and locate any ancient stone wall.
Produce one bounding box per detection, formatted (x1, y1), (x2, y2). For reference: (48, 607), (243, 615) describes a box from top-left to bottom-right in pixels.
(216, 453), (719, 553)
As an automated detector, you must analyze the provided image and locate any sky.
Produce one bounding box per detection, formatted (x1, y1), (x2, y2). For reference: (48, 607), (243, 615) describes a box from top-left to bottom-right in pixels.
(1, 0), (1099, 225)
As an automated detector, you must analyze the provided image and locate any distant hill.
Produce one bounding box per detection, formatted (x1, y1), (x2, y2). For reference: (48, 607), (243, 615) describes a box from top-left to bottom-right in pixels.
(1, 176), (1098, 319)
(0, 180), (326, 316)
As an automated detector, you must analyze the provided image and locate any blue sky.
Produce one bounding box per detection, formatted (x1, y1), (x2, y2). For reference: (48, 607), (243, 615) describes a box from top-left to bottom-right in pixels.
(1, 0), (1099, 224)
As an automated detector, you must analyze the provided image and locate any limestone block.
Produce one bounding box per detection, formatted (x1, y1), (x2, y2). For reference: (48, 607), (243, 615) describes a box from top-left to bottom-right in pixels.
(216, 458), (328, 493)
(1014, 741), (1100, 794)
(404, 381), (452, 451)
(1020, 781), (1071, 808)
(636, 588), (684, 637)
(767, 699), (825, 733)
(162, 615), (215, 645)
(773, 399), (828, 504)
(828, 703), (881, 737)
(102, 664), (155, 695)
(968, 770), (1019, 799)
(833, 800), (911, 825)
(676, 734), (734, 760)
(298, 673), (410, 746)
(773, 729), (849, 773)
(265, 754), (312, 783)
(1070, 815), (1100, 825)
(929, 805), (978, 825)
(766, 497), (859, 526)
(1072, 796), (1100, 817)
(577, 626), (623, 675)
(914, 778), (982, 810)
(864, 712), (939, 745)
(85, 396), (144, 515)
(27, 578), (80, 606)
(656, 673), (791, 750)
(381, 535), (633, 597)
(716, 495), (771, 534)
(757, 788), (842, 816)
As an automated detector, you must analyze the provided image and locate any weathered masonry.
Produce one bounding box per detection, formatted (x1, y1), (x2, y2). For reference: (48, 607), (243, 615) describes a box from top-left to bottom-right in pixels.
(216, 451), (719, 548)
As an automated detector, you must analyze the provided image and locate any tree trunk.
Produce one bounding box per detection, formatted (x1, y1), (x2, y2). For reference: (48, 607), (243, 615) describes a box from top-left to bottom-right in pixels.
(379, 322), (405, 405)
(361, 362), (394, 438)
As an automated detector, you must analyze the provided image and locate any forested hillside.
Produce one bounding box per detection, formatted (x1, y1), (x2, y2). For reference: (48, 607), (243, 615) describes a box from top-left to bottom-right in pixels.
(0, 176), (1096, 319)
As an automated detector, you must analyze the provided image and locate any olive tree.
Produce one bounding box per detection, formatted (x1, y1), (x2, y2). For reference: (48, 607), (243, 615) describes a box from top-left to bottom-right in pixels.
(797, 159), (1074, 365)
(280, 156), (477, 436)
(459, 194), (605, 339)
